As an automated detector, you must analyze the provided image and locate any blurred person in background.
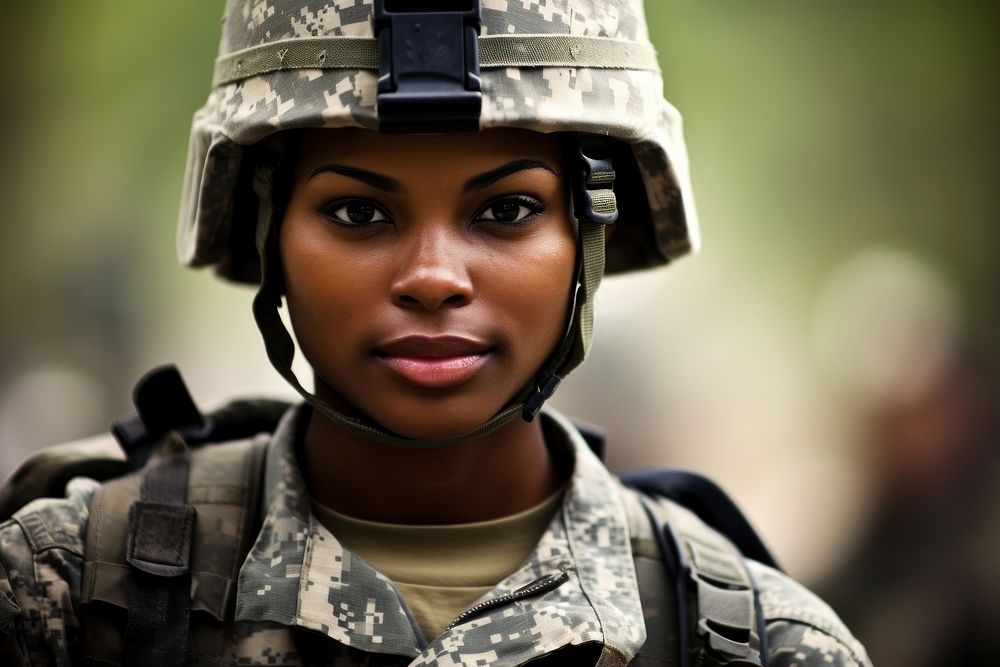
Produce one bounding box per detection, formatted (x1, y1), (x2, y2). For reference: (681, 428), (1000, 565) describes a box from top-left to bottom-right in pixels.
(812, 249), (1000, 667)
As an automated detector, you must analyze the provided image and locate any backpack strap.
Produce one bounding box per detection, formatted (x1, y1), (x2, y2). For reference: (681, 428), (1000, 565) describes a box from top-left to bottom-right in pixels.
(644, 495), (765, 667)
(123, 436), (195, 666)
(619, 476), (769, 667)
(81, 434), (269, 664)
(622, 469), (779, 570)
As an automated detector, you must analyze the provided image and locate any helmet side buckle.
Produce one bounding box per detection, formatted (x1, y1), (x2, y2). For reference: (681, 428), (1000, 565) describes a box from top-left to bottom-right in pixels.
(573, 140), (619, 226)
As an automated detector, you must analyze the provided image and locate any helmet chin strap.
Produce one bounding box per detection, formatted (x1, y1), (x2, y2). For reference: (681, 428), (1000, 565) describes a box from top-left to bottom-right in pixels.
(250, 135), (615, 449)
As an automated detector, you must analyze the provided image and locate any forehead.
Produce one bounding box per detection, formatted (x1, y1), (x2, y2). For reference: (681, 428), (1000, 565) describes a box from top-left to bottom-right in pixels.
(294, 128), (565, 179)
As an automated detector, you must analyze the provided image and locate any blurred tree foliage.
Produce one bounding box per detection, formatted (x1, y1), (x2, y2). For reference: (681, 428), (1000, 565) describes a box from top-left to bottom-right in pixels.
(646, 0), (999, 347)
(1, 2), (222, 404)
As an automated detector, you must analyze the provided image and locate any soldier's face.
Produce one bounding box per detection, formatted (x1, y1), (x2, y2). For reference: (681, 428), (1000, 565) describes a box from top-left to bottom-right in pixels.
(280, 128), (576, 440)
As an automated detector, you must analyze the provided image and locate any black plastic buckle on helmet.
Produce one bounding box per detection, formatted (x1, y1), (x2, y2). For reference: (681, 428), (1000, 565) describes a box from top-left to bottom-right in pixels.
(573, 142), (619, 225)
(522, 375), (563, 422)
(374, 0), (482, 134)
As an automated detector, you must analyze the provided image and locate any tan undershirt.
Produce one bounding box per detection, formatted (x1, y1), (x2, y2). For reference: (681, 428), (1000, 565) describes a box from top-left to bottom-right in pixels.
(310, 489), (565, 641)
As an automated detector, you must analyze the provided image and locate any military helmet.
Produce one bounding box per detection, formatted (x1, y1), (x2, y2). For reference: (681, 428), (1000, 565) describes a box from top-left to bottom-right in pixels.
(177, 0), (699, 447)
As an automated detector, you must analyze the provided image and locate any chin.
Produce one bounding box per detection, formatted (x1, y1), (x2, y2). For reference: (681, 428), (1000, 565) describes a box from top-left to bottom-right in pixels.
(369, 403), (503, 442)
(313, 373), (519, 443)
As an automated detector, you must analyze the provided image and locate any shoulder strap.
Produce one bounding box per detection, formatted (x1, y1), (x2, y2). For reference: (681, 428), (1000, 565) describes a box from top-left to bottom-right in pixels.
(81, 434), (269, 665)
(620, 475), (769, 667)
(123, 436), (196, 666)
(621, 469), (779, 570)
(644, 494), (766, 667)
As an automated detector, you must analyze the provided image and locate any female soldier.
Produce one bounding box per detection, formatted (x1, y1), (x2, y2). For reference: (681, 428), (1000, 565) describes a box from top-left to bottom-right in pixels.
(0, 0), (870, 665)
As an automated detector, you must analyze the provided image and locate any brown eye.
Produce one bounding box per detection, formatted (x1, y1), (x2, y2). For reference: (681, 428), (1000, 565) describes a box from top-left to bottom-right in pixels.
(491, 200), (521, 222)
(346, 202), (376, 223)
(321, 199), (389, 226)
(476, 196), (545, 225)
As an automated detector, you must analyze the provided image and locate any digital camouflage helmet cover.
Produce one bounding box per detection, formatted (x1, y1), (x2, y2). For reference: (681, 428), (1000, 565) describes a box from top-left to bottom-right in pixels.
(177, 0), (699, 446)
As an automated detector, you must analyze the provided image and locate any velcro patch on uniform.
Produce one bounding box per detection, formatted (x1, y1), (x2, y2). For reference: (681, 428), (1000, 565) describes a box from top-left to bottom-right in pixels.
(688, 541), (749, 587)
(126, 501), (196, 575)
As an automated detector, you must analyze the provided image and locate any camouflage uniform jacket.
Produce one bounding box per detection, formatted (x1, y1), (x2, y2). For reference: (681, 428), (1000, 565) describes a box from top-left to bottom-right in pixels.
(0, 405), (870, 666)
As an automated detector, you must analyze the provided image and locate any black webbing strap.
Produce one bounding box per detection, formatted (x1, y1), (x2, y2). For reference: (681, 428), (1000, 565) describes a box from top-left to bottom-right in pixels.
(628, 470), (779, 570)
(637, 494), (766, 667)
(123, 438), (195, 666)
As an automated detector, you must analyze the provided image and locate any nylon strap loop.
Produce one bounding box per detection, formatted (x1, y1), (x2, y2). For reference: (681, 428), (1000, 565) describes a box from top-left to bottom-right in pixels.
(213, 34), (659, 87)
(588, 169), (616, 185)
(588, 189), (618, 215)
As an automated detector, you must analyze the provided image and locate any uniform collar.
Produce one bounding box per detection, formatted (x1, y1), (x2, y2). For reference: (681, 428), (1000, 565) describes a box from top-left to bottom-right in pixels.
(235, 405), (645, 666)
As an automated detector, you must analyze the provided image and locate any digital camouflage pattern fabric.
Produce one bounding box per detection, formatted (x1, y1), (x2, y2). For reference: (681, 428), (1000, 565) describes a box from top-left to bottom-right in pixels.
(624, 488), (872, 667)
(178, 0), (698, 284)
(0, 405), (870, 666)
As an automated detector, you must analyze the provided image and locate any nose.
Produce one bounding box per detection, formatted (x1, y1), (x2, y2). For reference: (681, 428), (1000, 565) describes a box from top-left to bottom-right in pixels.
(389, 227), (473, 311)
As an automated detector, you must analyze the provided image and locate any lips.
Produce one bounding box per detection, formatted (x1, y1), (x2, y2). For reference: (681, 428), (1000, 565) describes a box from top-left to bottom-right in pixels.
(377, 335), (491, 389)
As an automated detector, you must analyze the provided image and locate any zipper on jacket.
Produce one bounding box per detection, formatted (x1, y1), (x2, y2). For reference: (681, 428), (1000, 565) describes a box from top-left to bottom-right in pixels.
(445, 570), (570, 631)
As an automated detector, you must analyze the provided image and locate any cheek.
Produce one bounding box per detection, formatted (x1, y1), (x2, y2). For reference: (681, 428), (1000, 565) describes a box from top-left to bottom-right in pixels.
(279, 219), (384, 353)
(492, 224), (577, 349)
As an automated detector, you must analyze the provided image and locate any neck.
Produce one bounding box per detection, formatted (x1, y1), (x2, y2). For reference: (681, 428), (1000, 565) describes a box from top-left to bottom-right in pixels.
(301, 402), (562, 525)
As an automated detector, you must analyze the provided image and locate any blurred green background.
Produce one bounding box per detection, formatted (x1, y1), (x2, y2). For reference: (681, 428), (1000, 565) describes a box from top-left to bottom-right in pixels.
(1, 2), (998, 665)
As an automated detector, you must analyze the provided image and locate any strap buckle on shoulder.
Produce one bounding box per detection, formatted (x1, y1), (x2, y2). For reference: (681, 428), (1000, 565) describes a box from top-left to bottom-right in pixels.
(636, 493), (766, 667)
(688, 541), (762, 666)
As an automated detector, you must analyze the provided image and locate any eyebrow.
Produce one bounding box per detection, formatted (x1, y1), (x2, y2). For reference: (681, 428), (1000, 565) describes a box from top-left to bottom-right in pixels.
(307, 158), (557, 193)
(308, 164), (401, 192)
(463, 159), (557, 192)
